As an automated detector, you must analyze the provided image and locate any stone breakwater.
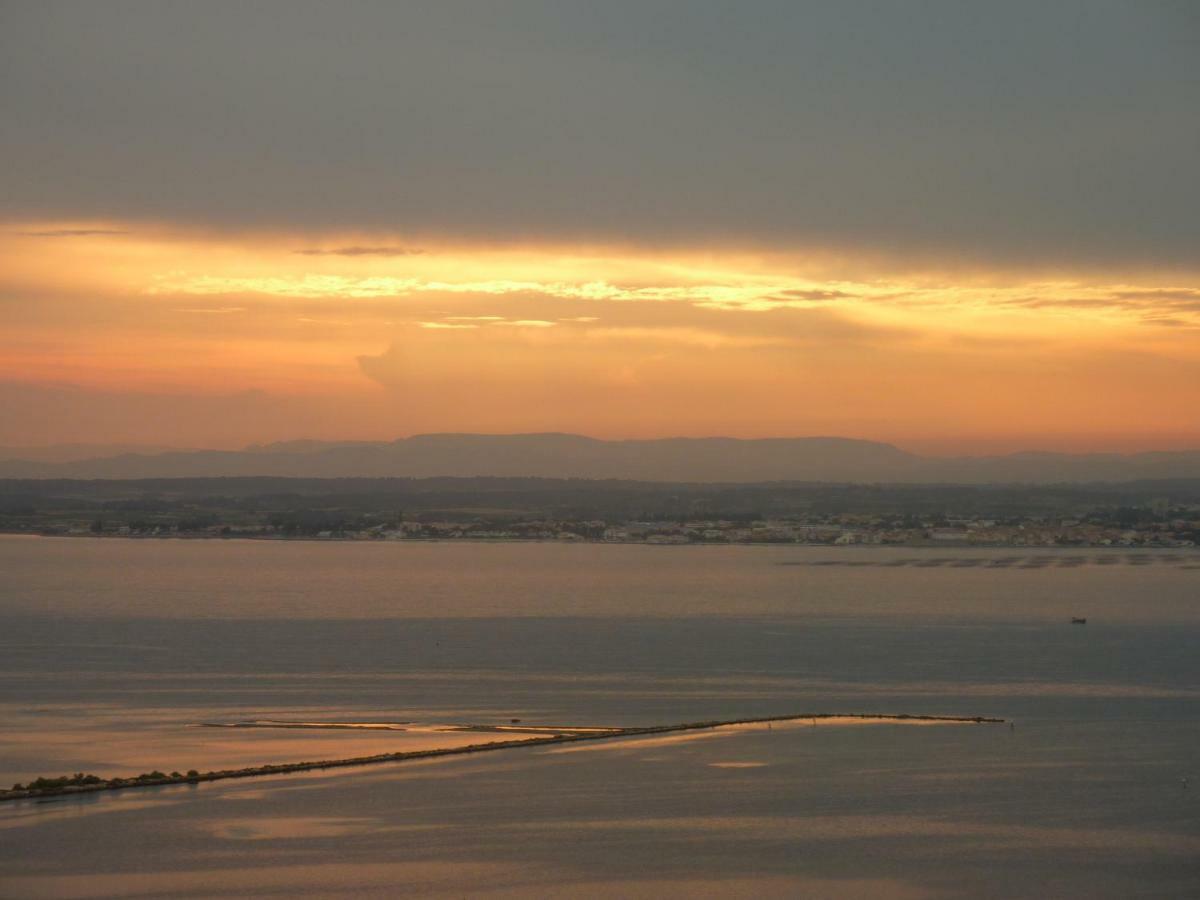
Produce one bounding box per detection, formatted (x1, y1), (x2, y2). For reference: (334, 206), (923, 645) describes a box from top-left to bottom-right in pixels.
(1, 713), (1004, 803)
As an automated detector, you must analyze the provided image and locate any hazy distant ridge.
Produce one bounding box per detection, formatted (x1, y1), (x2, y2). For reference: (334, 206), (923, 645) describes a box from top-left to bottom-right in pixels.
(1, 434), (1198, 483)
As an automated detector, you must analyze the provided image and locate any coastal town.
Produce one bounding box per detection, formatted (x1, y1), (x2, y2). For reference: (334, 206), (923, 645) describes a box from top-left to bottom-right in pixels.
(400, 513), (1197, 548)
(4, 475), (1198, 549)
(17, 509), (1200, 549)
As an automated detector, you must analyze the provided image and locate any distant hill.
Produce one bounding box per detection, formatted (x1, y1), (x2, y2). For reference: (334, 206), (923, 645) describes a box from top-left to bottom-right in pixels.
(0, 443), (191, 464)
(1, 433), (1198, 483)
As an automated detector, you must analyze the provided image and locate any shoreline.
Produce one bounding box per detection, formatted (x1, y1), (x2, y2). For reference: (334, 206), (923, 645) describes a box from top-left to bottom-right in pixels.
(2, 532), (1195, 551)
(1, 713), (1003, 804)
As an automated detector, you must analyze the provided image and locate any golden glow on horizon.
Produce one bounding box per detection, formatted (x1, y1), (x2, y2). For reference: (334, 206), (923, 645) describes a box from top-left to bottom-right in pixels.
(3, 221), (1199, 452)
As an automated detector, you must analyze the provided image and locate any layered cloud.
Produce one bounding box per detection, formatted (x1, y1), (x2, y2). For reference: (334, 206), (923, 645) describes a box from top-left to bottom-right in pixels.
(2, 222), (1199, 452)
(4, 3), (1198, 454)
(3, 4), (1198, 269)
(293, 247), (424, 258)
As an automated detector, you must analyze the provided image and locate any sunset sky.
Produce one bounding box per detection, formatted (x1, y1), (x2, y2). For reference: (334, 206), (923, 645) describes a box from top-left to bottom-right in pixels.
(3, 1), (1198, 454)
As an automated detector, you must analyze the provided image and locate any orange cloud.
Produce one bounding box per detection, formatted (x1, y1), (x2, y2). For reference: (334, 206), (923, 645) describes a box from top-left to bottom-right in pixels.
(2, 220), (1199, 452)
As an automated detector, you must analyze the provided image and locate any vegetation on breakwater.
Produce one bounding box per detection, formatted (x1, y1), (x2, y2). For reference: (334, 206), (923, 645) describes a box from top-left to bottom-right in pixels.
(1, 713), (1004, 803)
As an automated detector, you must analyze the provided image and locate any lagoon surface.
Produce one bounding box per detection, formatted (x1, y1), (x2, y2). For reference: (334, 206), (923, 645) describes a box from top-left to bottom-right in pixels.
(1, 537), (1198, 898)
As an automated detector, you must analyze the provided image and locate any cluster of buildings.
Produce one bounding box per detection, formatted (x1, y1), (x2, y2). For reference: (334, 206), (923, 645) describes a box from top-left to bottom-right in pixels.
(302, 514), (1197, 548)
(29, 509), (1200, 549)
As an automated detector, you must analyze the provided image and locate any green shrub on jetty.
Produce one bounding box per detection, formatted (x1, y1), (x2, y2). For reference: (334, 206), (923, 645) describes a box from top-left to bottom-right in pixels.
(23, 773), (105, 791)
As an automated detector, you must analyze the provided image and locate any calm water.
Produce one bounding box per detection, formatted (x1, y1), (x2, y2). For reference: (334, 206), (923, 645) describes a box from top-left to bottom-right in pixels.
(1, 537), (1198, 898)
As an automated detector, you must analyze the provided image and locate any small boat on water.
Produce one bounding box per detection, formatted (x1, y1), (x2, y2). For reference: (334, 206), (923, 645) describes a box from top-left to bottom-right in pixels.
(1070, 617), (1087, 625)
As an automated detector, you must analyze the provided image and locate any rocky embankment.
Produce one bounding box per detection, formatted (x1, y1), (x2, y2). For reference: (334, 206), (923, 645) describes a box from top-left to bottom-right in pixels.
(2, 713), (1004, 803)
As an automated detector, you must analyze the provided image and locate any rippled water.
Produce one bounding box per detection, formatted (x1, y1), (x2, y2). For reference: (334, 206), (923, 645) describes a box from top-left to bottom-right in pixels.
(1, 537), (1198, 898)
